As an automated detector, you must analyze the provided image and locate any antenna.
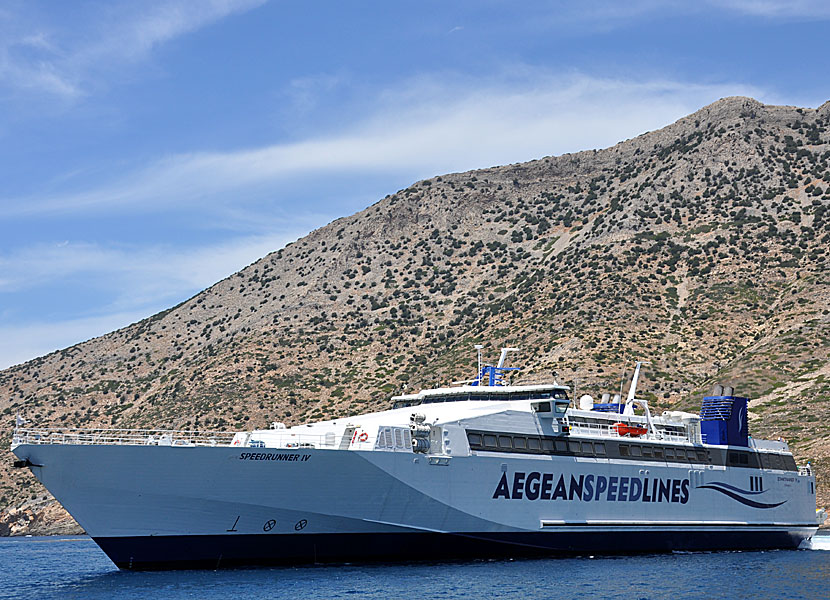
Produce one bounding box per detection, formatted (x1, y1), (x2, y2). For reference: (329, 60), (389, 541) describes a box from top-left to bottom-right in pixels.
(618, 354), (627, 403)
(474, 344), (483, 384)
(624, 360), (651, 413)
(497, 347), (519, 369)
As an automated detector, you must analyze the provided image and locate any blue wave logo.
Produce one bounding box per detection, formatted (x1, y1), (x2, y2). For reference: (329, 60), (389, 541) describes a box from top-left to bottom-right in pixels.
(696, 481), (786, 509)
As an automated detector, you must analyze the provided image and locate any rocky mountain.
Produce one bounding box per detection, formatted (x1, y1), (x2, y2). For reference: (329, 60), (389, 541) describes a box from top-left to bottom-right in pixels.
(2, 96), (829, 534)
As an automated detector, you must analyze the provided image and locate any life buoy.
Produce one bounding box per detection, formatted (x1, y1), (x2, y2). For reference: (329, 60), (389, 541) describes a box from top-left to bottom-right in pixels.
(358, 432), (369, 442)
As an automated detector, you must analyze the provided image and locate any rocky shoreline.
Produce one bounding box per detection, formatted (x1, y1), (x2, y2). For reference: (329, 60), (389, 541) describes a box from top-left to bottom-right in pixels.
(0, 500), (83, 537)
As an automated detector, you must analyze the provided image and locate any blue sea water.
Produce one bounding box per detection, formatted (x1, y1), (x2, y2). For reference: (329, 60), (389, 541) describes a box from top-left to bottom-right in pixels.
(0, 534), (828, 600)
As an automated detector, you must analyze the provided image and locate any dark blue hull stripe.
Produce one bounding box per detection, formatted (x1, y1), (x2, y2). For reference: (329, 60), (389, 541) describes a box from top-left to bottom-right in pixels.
(703, 481), (765, 496)
(94, 529), (812, 570)
(696, 485), (787, 509)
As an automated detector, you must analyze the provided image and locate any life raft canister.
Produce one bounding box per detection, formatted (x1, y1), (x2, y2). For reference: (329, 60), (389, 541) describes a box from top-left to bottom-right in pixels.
(612, 422), (648, 437)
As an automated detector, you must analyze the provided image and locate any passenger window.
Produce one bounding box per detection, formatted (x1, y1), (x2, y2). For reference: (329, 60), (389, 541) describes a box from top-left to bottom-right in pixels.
(513, 437), (527, 450)
(665, 448), (675, 459)
(619, 445), (630, 457)
(528, 437), (541, 451)
(581, 442), (594, 455)
(653, 448), (663, 459)
(630, 446), (642, 457)
(555, 439), (568, 452)
(696, 450), (707, 462)
(542, 438), (554, 452)
(568, 441), (581, 453)
(595, 443), (606, 456)
(498, 436), (512, 449)
(641, 446), (653, 457)
(484, 435), (497, 448)
(468, 433), (482, 446)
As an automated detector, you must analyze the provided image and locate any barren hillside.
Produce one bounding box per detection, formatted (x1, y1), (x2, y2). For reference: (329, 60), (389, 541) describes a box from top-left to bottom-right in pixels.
(2, 96), (829, 534)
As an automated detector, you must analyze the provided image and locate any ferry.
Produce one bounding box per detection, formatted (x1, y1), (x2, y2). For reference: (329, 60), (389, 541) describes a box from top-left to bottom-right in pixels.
(11, 348), (825, 569)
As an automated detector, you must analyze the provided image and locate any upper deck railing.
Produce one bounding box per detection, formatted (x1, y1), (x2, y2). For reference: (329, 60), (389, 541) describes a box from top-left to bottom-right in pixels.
(12, 427), (236, 448)
(10, 427), (380, 451)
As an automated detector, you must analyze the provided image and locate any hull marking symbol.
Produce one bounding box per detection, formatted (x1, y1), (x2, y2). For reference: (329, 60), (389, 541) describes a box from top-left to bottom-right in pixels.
(263, 519), (276, 532)
(226, 516), (240, 532)
(295, 519), (308, 531)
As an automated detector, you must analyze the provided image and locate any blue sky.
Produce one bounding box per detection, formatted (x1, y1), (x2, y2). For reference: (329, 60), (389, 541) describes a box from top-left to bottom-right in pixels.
(1, 0), (829, 369)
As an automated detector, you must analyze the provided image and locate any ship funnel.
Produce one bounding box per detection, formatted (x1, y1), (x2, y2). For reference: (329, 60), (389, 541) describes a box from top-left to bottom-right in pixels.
(700, 385), (748, 446)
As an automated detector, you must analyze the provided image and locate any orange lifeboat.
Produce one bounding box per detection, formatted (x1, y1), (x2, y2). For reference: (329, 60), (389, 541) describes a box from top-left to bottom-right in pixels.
(612, 422), (648, 437)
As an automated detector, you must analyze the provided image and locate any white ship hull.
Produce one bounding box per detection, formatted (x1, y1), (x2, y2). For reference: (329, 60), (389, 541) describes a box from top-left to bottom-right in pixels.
(13, 441), (818, 569)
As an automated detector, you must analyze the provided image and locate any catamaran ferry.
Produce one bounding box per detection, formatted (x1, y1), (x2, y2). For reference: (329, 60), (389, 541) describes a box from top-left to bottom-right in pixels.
(11, 348), (825, 569)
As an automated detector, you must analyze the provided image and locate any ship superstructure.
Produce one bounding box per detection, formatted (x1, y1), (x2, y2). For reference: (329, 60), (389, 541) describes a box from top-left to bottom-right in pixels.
(11, 348), (824, 569)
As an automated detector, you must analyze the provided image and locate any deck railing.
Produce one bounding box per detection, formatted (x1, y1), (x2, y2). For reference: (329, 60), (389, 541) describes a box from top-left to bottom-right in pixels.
(11, 427), (236, 448)
(565, 419), (690, 443)
(11, 427), (379, 451)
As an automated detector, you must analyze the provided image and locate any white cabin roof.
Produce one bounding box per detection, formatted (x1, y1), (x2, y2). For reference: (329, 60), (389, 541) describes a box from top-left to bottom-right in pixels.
(391, 383), (570, 402)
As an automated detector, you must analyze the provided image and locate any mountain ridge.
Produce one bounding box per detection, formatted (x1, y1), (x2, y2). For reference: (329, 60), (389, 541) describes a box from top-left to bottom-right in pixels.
(2, 95), (829, 534)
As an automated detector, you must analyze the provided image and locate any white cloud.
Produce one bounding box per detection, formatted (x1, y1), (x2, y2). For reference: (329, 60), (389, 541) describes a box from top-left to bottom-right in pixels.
(0, 231), (302, 305)
(713, 0), (830, 18)
(2, 71), (769, 218)
(0, 0), (267, 100)
(0, 230), (307, 368)
(80, 0), (267, 65)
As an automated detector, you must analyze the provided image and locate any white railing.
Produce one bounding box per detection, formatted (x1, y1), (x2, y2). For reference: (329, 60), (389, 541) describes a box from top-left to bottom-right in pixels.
(566, 419), (690, 443)
(242, 430), (379, 450)
(12, 427), (386, 451)
(12, 427), (236, 448)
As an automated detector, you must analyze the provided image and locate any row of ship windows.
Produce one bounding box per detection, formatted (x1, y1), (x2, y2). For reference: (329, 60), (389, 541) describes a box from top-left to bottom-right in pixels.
(728, 450), (796, 471)
(469, 432), (608, 457)
(466, 432), (707, 464)
(466, 431), (797, 471)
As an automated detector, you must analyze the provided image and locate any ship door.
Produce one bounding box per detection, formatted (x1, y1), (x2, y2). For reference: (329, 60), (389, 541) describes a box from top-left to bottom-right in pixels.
(339, 426), (356, 449)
